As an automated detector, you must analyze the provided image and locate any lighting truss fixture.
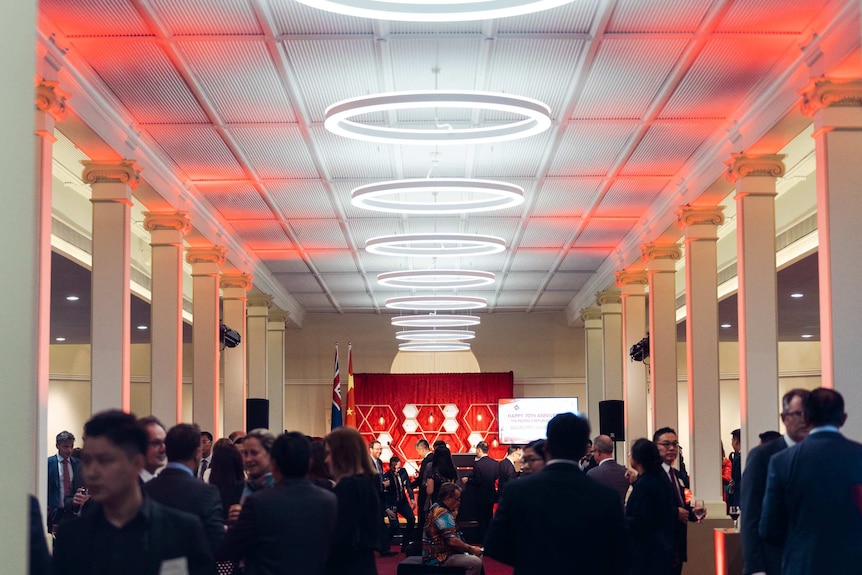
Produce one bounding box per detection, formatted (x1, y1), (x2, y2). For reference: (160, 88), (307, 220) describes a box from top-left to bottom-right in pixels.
(366, 234), (506, 257)
(295, 0), (575, 22)
(351, 179), (525, 215)
(385, 296), (487, 311)
(398, 342), (471, 352)
(395, 329), (476, 341)
(325, 91), (551, 146)
(391, 314), (481, 328)
(378, 270), (495, 289)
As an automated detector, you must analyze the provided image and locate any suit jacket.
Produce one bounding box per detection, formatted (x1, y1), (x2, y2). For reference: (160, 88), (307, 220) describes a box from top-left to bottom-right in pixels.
(47, 454), (83, 516)
(465, 455), (499, 505)
(327, 474), (380, 575)
(219, 477), (337, 575)
(413, 453), (433, 508)
(587, 459), (630, 509)
(625, 471), (677, 575)
(760, 430), (862, 575)
(727, 451), (741, 506)
(740, 436), (788, 575)
(52, 496), (216, 575)
(145, 465), (226, 554)
(384, 467), (414, 507)
(498, 457), (517, 491)
(664, 465), (697, 564)
(485, 461), (630, 574)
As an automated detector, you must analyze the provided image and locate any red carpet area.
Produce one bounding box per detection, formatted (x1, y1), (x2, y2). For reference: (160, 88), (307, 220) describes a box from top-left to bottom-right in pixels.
(375, 546), (513, 575)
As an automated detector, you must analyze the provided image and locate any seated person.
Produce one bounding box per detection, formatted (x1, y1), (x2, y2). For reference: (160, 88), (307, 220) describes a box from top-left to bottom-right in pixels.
(422, 482), (482, 575)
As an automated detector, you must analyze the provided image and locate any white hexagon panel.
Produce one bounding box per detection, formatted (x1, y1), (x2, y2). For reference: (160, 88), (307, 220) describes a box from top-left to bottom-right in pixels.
(442, 418), (459, 433)
(467, 432), (484, 449)
(377, 432), (393, 448)
(402, 418), (419, 433)
(402, 404), (419, 419)
(442, 404), (459, 418)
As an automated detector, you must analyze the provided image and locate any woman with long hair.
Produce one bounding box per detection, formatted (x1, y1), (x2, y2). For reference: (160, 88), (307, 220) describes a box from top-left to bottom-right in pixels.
(309, 439), (335, 490)
(626, 438), (677, 575)
(208, 440), (245, 519)
(426, 445), (458, 509)
(324, 427), (379, 575)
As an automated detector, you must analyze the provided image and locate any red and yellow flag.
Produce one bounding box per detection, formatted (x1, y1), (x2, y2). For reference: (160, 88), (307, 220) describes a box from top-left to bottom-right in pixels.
(345, 343), (357, 427)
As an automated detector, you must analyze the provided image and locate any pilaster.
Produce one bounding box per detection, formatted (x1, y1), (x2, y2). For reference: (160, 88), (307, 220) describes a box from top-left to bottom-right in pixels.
(581, 306), (603, 436)
(247, 294), (272, 401)
(616, 271), (648, 445)
(267, 308), (287, 434)
(222, 273), (252, 434)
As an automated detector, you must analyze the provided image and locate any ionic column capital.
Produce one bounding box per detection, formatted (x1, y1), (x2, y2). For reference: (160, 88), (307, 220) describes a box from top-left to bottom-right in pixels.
(596, 289), (621, 307)
(675, 205), (725, 230)
(221, 273), (253, 292)
(580, 306), (602, 323)
(143, 211), (191, 235)
(247, 294), (273, 309)
(35, 81), (69, 121)
(268, 308), (289, 326)
(724, 153), (786, 184)
(186, 246), (226, 267)
(615, 270), (648, 288)
(641, 243), (682, 263)
(81, 159), (142, 190)
(800, 77), (862, 117)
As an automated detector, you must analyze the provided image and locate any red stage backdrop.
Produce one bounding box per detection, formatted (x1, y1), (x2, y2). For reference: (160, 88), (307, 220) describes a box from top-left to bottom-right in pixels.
(354, 372), (514, 472)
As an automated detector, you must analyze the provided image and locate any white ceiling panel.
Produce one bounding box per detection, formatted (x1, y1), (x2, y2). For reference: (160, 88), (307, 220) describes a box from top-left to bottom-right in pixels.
(520, 218), (577, 248)
(333, 292), (377, 309)
(260, 253), (309, 274)
(399, 145), (471, 178)
(274, 272), (323, 293)
(536, 290), (577, 308)
(546, 271), (592, 291)
(150, 0), (262, 35)
(533, 178), (600, 218)
(178, 39), (296, 123)
(574, 218), (638, 247)
(496, 290), (540, 308)
(289, 219), (349, 250)
(347, 218), (405, 245)
(310, 126), (396, 180)
(195, 181), (275, 220)
(509, 250), (560, 272)
(473, 133), (552, 178)
(41, 0), (149, 36)
(360, 252), (411, 273)
(291, 292), (336, 310)
(268, 180), (338, 220)
(501, 271), (549, 291)
(230, 220), (293, 249)
(322, 272), (369, 292)
(717, 0), (825, 33)
(560, 248), (614, 271)
(269, 0), (375, 35)
(497, 1), (599, 34)
(622, 121), (717, 176)
(607, 0), (711, 33)
(595, 177), (669, 217)
(549, 123), (635, 176)
(388, 37), (481, 92)
(306, 249), (357, 273)
(457, 217), (522, 241)
(146, 125), (245, 180)
(229, 125), (318, 179)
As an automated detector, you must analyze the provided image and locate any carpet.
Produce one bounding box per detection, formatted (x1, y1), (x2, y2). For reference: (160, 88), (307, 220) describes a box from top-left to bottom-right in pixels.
(374, 546), (513, 575)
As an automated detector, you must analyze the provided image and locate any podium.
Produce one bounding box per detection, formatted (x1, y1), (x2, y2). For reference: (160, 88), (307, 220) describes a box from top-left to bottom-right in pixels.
(713, 527), (743, 575)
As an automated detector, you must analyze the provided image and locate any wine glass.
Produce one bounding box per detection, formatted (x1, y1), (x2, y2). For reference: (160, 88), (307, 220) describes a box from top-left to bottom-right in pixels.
(691, 497), (706, 523)
(728, 505), (740, 530)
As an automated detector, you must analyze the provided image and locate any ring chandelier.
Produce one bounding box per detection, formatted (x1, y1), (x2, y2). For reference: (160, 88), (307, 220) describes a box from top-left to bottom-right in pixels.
(295, 0), (576, 22)
(390, 314), (481, 328)
(395, 329), (476, 341)
(324, 91), (551, 146)
(366, 234), (506, 257)
(378, 270), (495, 289)
(385, 296), (487, 311)
(351, 179), (525, 215)
(399, 342), (471, 352)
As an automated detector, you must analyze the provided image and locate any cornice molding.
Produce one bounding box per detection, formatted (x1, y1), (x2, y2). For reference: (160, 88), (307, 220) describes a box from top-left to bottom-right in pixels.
(35, 80), (69, 121)
(724, 153), (786, 183)
(800, 76), (862, 117)
(80, 159), (142, 190)
(143, 211), (191, 234)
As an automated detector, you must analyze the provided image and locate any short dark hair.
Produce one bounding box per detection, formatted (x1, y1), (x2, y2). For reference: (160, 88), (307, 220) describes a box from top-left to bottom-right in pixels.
(506, 445), (522, 455)
(84, 410), (148, 458)
(56, 431), (75, 445)
(415, 439), (430, 450)
(165, 423), (201, 462)
(201, 431), (213, 442)
(369, 439), (381, 449)
(653, 427), (677, 442)
(438, 482), (461, 501)
(545, 413), (591, 461)
(782, 388), (810, 413)
(731, 429), (740, 440)
(389, 455), (401, 466)
(525, 439), (546, 459)
(476, 441), (489, 453)
(433, 440), (447, 449)
(271, 432), (311, 479)
(629, 438), (662, 473)
(758, 430), (782, 444)
(138, 415), (165, 431)
(805, 388), (845, 428)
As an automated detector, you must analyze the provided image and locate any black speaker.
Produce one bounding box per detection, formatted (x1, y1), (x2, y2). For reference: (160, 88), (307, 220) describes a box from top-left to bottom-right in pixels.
(246, 398), (270, 432)
(599, 400), (625, 441)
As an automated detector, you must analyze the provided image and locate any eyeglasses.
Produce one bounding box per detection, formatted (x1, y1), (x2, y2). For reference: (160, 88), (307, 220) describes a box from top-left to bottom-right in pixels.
(782, 410), (804, 419)
(655, 441), (679, 448)
(521, 457), (542, 463)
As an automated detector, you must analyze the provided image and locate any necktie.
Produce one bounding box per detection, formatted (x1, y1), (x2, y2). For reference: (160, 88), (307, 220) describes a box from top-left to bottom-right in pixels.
(395, 472), (403, 501)
(199, 458), (209, 478)
(669, 468), (683, 506)
(61, 458), (71, 507)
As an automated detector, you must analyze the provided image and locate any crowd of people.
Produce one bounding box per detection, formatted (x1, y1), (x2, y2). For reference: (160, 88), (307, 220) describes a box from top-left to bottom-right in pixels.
(34, 386), (861, 575)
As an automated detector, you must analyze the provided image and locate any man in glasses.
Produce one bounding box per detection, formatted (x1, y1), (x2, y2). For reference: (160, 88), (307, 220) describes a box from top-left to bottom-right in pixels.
(740, 388), (810, 575)
(138, 416), (167, 483)
(421, 482), (483, 575)
(653, 426), (703, 575)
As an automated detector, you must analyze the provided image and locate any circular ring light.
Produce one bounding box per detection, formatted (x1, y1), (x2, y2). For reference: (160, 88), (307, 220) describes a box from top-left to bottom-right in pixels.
(352, 179), (525, 215)
(366, 234), (506, 257)
(395, 330), (476, 341)
(325, 91), (551, 146)
(399, 342), (471, 352)
(295, 0), (575, 22)
(378, 270), (495, 289)
(391, 314), (481, 328)
(385, 296), (487, 311)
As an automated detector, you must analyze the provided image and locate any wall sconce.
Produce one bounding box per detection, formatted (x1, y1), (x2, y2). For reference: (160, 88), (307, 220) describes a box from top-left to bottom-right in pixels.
(477, 413), (483, 422)
(378, 416), (385, 426)
(429, 414), (434, 424)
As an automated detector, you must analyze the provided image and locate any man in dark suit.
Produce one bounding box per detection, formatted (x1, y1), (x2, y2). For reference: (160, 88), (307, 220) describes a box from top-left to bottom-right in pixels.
(220, 432), (337, 575)
(461, 440), (498, 542)
(47, 430), (84, 531)
(383, 455), (415, 551)
(369, 439), (396, 556)
(498, 445), (521, 492)
(52, 410), (215, 575)
(412, 438), (433, 545)
(760, 388), (862, 575)
(740, 388), (810, 575)
(586, 434), (629, 508)
(485, 413), (630, 574)
(145, 423), (225, 554)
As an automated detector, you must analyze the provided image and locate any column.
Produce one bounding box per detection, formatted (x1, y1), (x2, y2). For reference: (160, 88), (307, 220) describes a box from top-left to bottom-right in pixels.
(144, 212), (190, 427)
(187, 247), (225, 437)
(267, 309), (287, 434)
(726, 153), (784, 457)
(800, 77), (862, 440)
(2, 4), (38, 569)
(581, 307), (603, 436)
(617, 271), (648, 444)
(597, 290), (623, 401)
(676, 205), (725, 506)
(246, 294), (271, 400)
(83, 160), (141, 413)
(642, 243), (682, 434)
(35, 80), (68, 513)
(222, 273), (252, 434)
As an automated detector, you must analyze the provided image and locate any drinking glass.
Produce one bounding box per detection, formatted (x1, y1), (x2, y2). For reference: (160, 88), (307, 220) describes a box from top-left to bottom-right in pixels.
(728, 505), (740, 530)
(691, 497), (706, 523)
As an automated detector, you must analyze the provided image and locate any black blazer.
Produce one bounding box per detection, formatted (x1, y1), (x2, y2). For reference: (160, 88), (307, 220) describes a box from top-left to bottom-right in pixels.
(587, 459), (630, 509)
(47, 454), (83, 517)
(145, 466), (226, 554)
(327, 474), (380, 575)
(760, 431), (862, 575)
(498, 457), (517, 491)
(740, 436), (788, 575)
(465, 455), (499, 505)
(625, 471), (677, 575)
(52, 496), (216, 575)
(384, 468), (413, 507)
(219, 477), (337, 575)
(485, 461), (630, 574)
